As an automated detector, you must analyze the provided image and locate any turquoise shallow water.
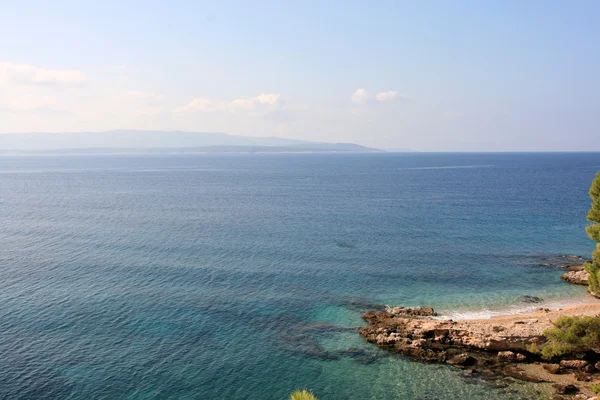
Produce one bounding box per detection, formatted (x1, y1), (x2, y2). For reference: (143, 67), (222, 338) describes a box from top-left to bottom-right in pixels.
(0, 153), (598, 399)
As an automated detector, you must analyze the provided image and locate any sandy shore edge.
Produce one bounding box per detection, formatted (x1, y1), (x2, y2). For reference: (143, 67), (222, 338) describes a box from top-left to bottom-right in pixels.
(463, 302), (600, 324)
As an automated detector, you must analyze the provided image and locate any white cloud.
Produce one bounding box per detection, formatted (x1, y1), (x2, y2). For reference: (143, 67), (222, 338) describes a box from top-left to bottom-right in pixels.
(375, 90), (398, 102)
(229, 97), (255, 110)
(353, 88), (407, 104)
(230, 93), (281, 111)
(255, 93), (280, 105)
(175, 93), (281, 114)
(174, 98), (214, 113)
(0, 95), (57, 111)
(351, 88), (370, 104)
(0, 62), (86, 86)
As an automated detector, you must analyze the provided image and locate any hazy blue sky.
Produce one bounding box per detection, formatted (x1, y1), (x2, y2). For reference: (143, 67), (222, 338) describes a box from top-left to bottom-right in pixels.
(0, 1), (598, 151)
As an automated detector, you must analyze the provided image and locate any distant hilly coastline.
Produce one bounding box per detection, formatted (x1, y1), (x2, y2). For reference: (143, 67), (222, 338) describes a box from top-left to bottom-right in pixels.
(0, 130), (382, 154)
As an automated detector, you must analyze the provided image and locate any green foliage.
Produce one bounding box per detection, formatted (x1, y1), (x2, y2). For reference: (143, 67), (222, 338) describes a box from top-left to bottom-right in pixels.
(586, 172), (600, 296)
(592, 383), (600, 396)
(585, 256), (600, 296)
(525, 342), (541, 355)
(539, 316), (600, 359)
(289, 389), (317, 400)
(587, 172), (600, 228)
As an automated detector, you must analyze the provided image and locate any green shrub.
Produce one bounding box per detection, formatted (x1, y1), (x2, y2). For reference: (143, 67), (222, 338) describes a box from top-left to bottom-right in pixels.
(586, 171), (600, 297)
(539, 316), (600, 359)
(591, 383), (600, 396)
(525, 342), (541, 355)
(289, 389), (317, 400)
(585, 254), (600, 296)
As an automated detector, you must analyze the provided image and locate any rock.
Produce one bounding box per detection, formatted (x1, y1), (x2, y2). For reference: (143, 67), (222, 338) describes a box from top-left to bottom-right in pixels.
(561, 270), (590, 285)
(574, 371), (591, 382)
(360, 308), (546, 358)
(385, 306), (405, 314)
(358, 306), (555, 383)
(572, 396), (590, 400)
(497, 351), (515, 361)
(595, 362), (600, 371)
(520, 295), (544, 304)
(447, 353), (477, 367)
(515, 353), (527, 362)
(543, 363), (563, 374)
(497, 351), (526, 362)
(537, 307), (551, 313)
(513, 318), (537, 325)
(564, 264), (587, 272)
(584, 364), (595, 373)
(503, 367), (547, 383)
(553, 384), (579, 395)
(560, 360), (589, 370)
(385, 306), (437, 317)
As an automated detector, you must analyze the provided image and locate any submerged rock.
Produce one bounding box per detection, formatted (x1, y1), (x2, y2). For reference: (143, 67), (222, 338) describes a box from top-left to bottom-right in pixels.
(447, 353), (477, 367)
(270, 317), (359, 361)
(520, 295), (544, 304)
(339, 295), (386, 312)
(536, 255), (587, 269)
(553, 384), (579, 395)
(287, 321), (355, 335)
(502, 367), (547, 383)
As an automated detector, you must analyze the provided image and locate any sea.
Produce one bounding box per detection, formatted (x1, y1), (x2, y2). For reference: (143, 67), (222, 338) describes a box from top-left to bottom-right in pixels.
(0, 152), (598, 399)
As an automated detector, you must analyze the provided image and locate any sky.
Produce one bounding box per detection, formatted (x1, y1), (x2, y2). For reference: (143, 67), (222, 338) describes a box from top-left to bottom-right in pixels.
(0, 0), (598, 151)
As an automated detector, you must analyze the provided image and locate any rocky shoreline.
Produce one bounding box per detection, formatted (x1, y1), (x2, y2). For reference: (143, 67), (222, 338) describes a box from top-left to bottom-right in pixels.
(359, 261), (600, 399)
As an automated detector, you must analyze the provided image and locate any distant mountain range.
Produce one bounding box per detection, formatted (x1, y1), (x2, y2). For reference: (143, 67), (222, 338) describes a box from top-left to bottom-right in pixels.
(0, 130), (382, 154)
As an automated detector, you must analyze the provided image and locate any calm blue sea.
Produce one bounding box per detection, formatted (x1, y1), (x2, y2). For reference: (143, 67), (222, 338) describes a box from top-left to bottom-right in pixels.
(0, 153), (599, 399)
